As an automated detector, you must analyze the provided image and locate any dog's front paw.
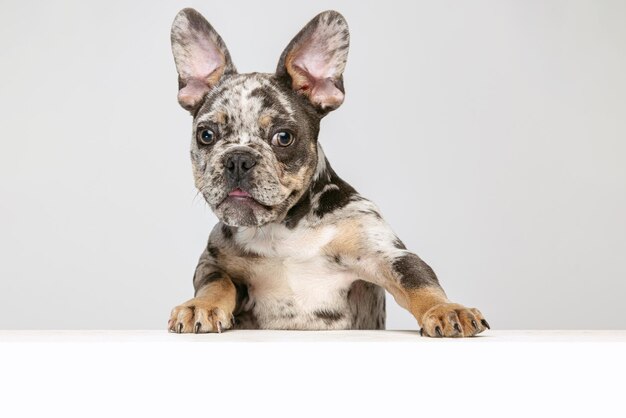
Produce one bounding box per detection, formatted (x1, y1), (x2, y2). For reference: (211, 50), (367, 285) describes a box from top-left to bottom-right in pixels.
(168, 298), (234, 334)
(419, 303), (489, 338)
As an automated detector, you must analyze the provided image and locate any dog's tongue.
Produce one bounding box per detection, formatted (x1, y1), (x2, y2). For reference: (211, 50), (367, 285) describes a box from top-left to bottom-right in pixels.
(229, 188), (251, 197)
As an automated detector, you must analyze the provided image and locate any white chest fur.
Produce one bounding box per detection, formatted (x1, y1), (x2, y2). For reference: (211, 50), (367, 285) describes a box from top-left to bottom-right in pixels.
(233, 223), (357, 328)
(236, 222), (336, 259)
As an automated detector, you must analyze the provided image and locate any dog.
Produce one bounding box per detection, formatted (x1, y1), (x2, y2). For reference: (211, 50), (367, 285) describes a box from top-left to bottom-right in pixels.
(167, 8), (489, 337)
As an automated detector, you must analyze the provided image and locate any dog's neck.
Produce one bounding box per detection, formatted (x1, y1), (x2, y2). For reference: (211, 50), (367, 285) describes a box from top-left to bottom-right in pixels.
(282, 143), (357, 229)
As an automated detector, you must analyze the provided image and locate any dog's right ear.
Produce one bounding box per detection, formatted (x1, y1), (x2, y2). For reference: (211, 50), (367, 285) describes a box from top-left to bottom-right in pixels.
(276, 11), (350, 113)
(171, 8), (236, 112)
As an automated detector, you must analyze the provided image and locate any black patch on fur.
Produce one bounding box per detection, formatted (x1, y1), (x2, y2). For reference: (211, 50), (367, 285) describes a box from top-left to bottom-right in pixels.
(392, 253), (440, 289)
(232, 279), (261, 330)
(194, 271), (223, 292)
(249, 87), (288, 116)
(315, 188), (350, 217)
(312, 167), (357, 218)
(314, 309), (344, 324)
(377, 315), (385, 329)
(205, 271), (223, 282)
(327, 253), (347, 268)
(221, 224), (233, 239)
(233, 310), (259, 329)
(276, 302), (297, 320)
(233, 280), (251, 316)
(284, 191), (312, 229)
(249, 87), (274, 109)
(346, 281), (386, 330)
(393, 236), (406, 250)
(207, 245), (220, 259)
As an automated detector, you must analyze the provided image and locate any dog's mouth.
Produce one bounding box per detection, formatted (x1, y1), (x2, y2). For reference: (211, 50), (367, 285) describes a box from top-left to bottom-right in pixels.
(228, 188), (253, 199)
(218, 188), (272, 210)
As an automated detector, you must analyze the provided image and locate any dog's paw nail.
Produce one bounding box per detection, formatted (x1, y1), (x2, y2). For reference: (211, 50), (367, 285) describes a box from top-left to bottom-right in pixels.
(481, 319), (490, 330)
(454, 323), (462, 334)
(216, 321), (223, 333)
(471, 320), (478, 330)
(419, 328), (424, 336)
(194, 322), (201, 334)
(177, 323), (183, 334)
(435, 326), (443, 337)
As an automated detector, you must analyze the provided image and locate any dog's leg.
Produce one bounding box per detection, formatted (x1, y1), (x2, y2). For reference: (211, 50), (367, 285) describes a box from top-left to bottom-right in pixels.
(327, 216), (489, 337)
(376, 255), (488, 337)
(382, 263), (490, 338)
(167, 247), (236, 334)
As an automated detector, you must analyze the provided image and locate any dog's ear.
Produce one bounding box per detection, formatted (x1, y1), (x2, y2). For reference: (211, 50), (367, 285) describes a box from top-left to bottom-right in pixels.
(276, 10), (350, 112)
(171, 8), (236, 111)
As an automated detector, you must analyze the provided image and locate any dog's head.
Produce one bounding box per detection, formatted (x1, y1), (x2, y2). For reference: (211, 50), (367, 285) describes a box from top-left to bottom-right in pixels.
(171, 8), (349, 226)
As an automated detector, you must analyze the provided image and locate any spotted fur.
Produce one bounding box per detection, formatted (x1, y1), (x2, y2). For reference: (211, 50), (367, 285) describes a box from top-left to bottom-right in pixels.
(167, 9), (489, 337)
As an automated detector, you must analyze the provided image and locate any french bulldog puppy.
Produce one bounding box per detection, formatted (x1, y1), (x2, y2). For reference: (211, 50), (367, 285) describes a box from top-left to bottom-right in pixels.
(167, 8), (489, 337)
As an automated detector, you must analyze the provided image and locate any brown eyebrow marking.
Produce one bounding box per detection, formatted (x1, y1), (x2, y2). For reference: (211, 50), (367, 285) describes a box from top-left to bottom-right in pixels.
(258, 114), (272, 129)
(215, 111), (228, 124)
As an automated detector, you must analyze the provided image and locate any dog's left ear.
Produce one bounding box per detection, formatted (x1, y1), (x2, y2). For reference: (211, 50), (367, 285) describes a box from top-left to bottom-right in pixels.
(276, 10), (349, 112)
(171, 8), (236, 112)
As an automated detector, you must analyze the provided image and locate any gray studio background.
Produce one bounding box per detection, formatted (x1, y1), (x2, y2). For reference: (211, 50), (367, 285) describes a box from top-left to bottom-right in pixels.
(1, 0), (625, 330)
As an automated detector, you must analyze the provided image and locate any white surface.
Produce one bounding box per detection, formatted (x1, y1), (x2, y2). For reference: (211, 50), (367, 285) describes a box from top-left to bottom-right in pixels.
(1, 330), (625, 418)
(1, 0), (626, 331)
(2, 330), (626, 342)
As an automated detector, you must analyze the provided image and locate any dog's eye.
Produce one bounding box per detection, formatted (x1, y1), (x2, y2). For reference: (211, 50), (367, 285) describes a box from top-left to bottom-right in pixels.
(197, 128), (216, 146)
(271, 131), (294, 147)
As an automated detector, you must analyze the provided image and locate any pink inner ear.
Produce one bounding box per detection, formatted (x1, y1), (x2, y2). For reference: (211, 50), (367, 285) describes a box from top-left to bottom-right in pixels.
(175, 39), (224, 109)
(290, 61), (345, 109)
(173, 22), (227, 109)
(309, 77), (344, 109)
(293, 44), (336, 80)
(177, 78), (212, 110)
(289, 37), (345, 109)
(179, 39), (224, 82)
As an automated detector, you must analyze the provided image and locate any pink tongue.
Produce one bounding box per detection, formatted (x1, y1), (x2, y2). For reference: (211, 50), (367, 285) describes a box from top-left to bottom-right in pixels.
(229, 188), (250, 197)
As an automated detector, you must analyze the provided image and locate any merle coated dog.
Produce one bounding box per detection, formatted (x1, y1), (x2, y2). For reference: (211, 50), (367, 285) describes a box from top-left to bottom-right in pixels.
(167, 8), (489, 337)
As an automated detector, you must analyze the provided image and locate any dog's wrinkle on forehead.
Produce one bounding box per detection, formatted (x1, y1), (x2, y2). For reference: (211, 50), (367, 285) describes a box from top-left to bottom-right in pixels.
(244, 140), (271, 154)
(195, 109), (228, 126)
(248, 87), (291, 120)
(265, 84), (298, 122)
(196, 74), (300, 137)
(223, 88), (272, 140)
(193, 74), (256, 120)
(248, 77), (299, 121)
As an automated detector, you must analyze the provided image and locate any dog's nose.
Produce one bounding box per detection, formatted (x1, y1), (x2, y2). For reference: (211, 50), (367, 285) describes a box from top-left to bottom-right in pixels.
(225, 152), (257, 181)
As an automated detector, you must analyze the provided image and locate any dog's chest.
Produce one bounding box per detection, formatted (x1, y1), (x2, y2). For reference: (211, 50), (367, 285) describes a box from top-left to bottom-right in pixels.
(231, 224), (356, 329)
